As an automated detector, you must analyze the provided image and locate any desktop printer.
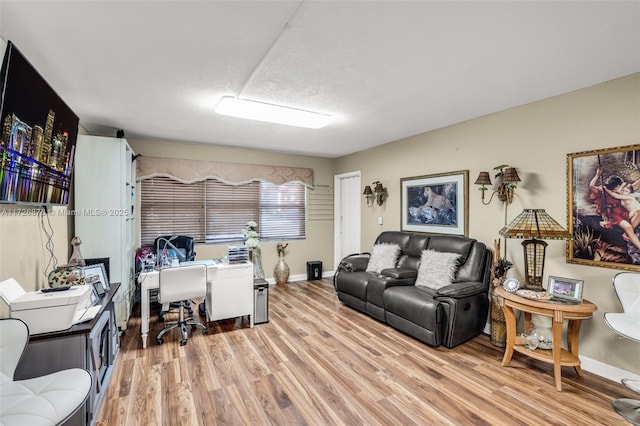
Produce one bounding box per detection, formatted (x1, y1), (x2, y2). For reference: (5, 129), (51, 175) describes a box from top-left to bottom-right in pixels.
(0, 278), (93, 334)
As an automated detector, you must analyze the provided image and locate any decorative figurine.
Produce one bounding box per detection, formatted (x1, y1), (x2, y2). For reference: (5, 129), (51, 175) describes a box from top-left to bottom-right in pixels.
(68, 236), (86, 266)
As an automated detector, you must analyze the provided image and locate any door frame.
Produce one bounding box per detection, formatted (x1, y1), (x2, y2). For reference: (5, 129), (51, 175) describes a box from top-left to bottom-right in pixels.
(333, 171), (361, 270)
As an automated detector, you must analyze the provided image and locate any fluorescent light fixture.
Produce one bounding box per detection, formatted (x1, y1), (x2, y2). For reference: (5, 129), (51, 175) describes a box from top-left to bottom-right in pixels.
(215, 96), (332, 129)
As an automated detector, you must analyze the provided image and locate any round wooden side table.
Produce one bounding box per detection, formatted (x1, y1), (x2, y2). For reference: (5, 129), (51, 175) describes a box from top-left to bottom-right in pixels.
(495, 286), (598, 391)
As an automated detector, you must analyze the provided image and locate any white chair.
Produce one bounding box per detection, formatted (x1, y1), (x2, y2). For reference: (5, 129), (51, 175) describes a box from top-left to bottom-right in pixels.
(604, 272), (640, 425)
(0, 318), (91, 426)
(156, 264), (208, 346)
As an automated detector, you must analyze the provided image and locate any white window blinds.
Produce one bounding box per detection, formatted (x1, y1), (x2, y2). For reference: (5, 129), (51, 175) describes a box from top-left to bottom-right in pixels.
(140, 176), (306, 246)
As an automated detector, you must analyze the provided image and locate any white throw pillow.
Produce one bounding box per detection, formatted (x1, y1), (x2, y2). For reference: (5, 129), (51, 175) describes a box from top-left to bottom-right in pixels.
(416, 249), (461, 290)
(366, 243), (401, 273)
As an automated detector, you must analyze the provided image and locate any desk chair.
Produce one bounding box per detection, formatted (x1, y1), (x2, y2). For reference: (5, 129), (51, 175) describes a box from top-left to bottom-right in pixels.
(604, 272), (640, 425)
(156, 264), (208, 346)
(0, 318), (92, 426)
(154, 235), (197, 321)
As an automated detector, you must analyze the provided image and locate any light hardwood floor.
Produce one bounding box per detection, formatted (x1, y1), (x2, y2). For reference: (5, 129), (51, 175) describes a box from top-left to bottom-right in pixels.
(96, 278), (635, 426)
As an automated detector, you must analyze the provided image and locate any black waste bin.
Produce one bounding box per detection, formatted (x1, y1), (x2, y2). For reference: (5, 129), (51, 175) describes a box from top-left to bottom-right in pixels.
(306, 261), (322, 280)
(253, 278), (269, 324)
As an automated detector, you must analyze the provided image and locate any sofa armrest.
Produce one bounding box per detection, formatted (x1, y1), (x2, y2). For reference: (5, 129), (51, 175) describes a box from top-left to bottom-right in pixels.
(338, 254), (370, 272)
(436, 281), (487, 298)
(381, 268), (417, 280)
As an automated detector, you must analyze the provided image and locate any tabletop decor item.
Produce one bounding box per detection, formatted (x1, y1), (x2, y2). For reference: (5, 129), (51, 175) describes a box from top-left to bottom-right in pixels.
(243, 221), (264, 279)
(503, 277), (520, 293)
(547, 275), (584, 303)
(529, 315), (554, 349)
(68, 236), (86, 266)
(274, 243), (290, 285)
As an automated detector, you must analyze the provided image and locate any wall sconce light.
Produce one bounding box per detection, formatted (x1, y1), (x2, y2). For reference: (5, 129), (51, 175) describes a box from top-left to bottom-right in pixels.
(363, 181), (387, 207)
(474, 165), (521, 205)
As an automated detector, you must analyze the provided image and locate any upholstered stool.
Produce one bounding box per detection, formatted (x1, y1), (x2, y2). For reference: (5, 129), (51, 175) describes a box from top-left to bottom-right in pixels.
(604, 272), (640, 425)
(0, 318), (91, 426)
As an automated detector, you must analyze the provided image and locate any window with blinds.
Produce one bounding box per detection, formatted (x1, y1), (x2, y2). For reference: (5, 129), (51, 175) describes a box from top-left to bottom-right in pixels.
(140, 176), (306, 246)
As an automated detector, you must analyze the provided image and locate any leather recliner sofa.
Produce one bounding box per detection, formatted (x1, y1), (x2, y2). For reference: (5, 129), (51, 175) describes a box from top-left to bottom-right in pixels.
(333, 231), (493, 348)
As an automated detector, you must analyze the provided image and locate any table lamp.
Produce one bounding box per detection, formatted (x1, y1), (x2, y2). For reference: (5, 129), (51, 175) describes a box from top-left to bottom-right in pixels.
(498, 209), (572, 290)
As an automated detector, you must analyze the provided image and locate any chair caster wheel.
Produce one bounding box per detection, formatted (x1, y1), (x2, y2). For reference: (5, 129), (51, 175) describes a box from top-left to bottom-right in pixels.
(156, 338), (164, 345)
(180, 339), (187, 346)
(202, 328), (209, 335)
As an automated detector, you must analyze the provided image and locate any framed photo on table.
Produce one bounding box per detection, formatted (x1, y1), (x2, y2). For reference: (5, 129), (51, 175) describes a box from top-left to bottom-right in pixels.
(81, 263), (110, 294)
(547, 276), (583, 303)
(400, 170), (468, 236)
(567, 144), (640, 271)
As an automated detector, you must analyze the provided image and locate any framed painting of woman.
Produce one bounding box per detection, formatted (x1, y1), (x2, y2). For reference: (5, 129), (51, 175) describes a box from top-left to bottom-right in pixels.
(567, 144), (640, 270)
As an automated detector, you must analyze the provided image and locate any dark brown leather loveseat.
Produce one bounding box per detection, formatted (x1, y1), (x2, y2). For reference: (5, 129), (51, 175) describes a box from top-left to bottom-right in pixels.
(333, 231), (492, 348)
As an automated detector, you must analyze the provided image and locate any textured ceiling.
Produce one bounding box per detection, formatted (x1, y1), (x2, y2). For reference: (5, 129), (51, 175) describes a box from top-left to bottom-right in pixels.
(1, 1), (639, 158)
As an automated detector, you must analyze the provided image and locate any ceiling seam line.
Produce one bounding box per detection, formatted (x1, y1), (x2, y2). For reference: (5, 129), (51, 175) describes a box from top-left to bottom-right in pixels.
(237, 0), (306, 99)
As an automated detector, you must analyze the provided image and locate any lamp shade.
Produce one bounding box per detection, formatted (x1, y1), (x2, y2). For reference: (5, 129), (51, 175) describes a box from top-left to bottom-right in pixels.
(499, 209), (572, 240)
(374, 182), (384, 193)
(363, 185), (373, 195)
(474, 172), (492, 185)
(502, 167), (521, 183)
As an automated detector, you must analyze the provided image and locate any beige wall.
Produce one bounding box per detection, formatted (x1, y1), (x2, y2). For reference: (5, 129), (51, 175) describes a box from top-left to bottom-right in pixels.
(128, 138), (336, 280)
(335, 73), (640, 374)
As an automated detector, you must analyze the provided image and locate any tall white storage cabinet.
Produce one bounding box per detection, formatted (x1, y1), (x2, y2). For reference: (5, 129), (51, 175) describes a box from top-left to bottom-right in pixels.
(74, 135), (136, 330)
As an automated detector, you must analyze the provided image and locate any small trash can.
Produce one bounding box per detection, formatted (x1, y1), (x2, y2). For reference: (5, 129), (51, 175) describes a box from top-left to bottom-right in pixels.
(306, 261), (322, 280)
(253, 278), (269, 324)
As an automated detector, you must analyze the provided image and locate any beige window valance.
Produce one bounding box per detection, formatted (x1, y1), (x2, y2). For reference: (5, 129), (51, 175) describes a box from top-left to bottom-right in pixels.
(137, 156), (313, 188)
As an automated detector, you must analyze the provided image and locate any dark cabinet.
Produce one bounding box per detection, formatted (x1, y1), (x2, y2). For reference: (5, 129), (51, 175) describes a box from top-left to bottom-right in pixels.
(14, 283), (121, 425)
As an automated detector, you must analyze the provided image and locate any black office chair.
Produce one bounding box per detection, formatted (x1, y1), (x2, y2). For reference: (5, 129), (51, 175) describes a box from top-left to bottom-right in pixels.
(153, 235), (197, 321)
(154, 235), (196, 264)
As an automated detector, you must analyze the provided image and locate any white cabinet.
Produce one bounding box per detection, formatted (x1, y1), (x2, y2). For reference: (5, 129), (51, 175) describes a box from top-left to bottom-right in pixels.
(74, 135), (136, 330)
(205, 262), (254, 326)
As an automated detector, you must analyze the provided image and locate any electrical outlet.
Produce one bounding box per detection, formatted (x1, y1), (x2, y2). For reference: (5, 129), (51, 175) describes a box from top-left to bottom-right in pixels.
(378, 216), (383, 225)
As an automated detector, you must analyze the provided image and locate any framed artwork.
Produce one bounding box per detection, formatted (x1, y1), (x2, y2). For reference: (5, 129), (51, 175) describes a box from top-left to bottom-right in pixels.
(81, 263), (110, 292)
(547, 276), (583, 303)
(567, 144), (640, 271)
(400, 170), (468, 236)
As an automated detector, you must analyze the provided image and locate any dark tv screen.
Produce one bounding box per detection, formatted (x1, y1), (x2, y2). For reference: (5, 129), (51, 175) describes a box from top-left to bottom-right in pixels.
(0, 40), (79, 206)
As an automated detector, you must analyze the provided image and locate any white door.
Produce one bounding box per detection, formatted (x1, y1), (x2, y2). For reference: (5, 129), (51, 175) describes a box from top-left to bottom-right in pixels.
(334, 171), (361, 268)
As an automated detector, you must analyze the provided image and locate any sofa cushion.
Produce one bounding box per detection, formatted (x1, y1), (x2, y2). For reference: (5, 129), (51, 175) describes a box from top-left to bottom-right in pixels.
(416, 249), (461, 290)
(366, 243), (401, 273)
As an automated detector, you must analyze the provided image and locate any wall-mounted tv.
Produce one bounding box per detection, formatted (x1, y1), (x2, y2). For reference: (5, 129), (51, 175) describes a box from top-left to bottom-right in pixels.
(0, 40), (79, 206)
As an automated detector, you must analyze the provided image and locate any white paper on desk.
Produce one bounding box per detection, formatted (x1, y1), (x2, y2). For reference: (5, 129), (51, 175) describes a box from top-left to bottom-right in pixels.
(180, 259), (216, 266)
(73, 304), (102, 324)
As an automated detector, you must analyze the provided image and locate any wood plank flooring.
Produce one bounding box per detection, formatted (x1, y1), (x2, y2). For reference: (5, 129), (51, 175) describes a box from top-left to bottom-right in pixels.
(95, 279), (635, 426)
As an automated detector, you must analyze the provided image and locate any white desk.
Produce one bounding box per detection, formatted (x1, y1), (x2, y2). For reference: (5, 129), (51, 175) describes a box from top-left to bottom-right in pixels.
(137, 261), (253, 348)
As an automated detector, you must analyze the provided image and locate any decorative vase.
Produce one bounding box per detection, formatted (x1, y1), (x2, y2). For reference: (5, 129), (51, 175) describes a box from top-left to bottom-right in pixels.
(530, 315), (553, 349)
(490, 290), (506, 348)
(274, 254), (290, 285)
(250, 247), (265, 279)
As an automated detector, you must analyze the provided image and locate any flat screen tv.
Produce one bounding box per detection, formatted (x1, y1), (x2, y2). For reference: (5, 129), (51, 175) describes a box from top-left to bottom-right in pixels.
(0, 40), (79, 206)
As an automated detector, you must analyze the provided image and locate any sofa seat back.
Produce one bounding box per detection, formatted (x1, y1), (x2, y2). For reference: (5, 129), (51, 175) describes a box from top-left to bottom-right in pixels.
(375, 231), (429, 272)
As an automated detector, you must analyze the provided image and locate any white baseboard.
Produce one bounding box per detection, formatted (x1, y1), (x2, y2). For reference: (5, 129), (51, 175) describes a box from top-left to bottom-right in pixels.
(580, 356), (640, 384)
